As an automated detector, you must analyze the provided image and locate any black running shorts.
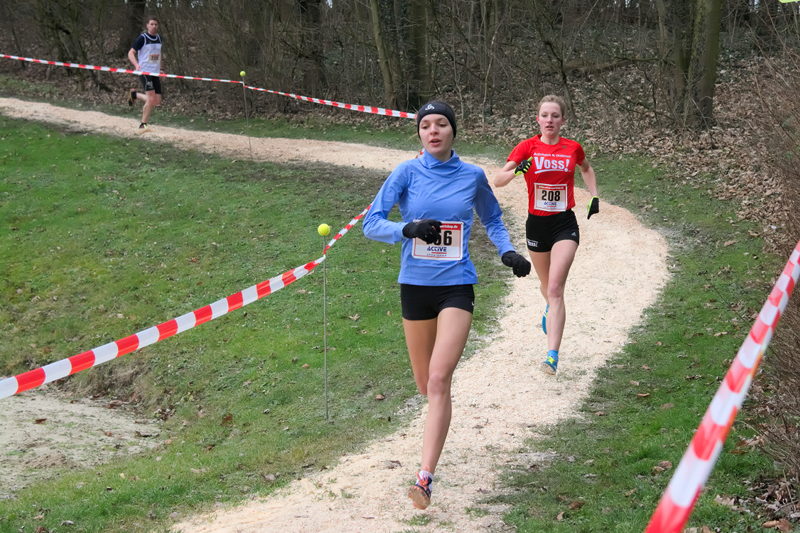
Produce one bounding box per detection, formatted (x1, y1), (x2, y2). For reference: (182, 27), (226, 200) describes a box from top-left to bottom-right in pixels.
(525, 210), (580, 252)
(400, 284), (475, 320)
(139, 75), (162, 94)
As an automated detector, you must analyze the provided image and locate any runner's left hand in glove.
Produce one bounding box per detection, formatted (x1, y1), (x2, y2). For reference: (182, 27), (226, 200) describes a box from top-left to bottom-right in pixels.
(587, 197), (599, 219)
(501, 251), (531, 277)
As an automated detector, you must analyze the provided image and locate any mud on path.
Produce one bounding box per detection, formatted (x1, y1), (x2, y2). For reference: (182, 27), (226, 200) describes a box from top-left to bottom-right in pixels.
(0, 97), (670, 531)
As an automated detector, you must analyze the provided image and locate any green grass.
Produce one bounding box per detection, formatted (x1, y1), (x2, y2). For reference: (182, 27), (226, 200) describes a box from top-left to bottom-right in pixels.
(0, 114), (508, 532)
(0, 89), (789, 532)
(495, 157), (784, 531)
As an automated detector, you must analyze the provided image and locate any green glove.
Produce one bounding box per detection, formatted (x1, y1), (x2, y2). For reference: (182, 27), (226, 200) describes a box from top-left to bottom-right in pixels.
(514, 157), (533, 175)
(587, 196), (599, 219)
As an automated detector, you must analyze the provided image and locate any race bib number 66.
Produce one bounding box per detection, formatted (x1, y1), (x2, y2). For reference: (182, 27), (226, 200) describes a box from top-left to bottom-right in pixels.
(411, 221), (463, 261)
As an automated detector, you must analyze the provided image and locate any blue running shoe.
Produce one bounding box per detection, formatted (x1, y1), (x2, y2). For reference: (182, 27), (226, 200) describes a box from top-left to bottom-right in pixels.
(542, 350), (559, 375)
(408, 470), (433, 510)
(541, 304), (549, 334)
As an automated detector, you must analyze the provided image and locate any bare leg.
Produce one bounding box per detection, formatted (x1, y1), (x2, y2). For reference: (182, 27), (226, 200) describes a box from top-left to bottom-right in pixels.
(544, 239), (578, 352)
(141, 91), (161, 124)
(419, 307), (471, 474)
(403, 317), (437, 395)
(529, 250), (550, 303)
(403, 307), (472, 509)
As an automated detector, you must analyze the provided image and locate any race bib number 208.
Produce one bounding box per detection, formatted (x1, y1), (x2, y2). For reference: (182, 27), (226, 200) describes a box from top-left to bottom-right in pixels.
(411, 221), (463, 261)
(534, 182), (567, 212)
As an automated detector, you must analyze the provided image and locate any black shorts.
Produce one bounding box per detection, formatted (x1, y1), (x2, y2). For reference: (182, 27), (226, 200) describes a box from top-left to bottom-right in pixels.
(139, 75), (162, 94)
(526, 210), (580, 252)
(400, 284), (475, 320)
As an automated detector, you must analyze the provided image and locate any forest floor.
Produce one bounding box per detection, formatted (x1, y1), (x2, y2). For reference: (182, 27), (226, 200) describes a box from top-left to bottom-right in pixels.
(0, 97), (670, 531)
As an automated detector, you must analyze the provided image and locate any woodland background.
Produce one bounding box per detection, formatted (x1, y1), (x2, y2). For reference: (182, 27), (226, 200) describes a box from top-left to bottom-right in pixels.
(1, 0), (799, 517)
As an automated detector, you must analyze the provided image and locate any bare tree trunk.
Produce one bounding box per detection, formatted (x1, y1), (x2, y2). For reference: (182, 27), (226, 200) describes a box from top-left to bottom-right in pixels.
(683, 0), (722, 128)
(368, 0), (398, 108)
(299, 0), (327, 94)
(118, 0), (145, 57)
(655, 0), (692, 121)
(408, 0), (433, 107)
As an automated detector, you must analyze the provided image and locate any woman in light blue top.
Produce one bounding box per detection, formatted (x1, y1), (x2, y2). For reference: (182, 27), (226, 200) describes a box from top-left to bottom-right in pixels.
(363, 101), (530, 510)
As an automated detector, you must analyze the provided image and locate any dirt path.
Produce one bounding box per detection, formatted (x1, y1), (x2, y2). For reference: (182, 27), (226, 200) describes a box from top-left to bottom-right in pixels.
(0, 97), (670, 531)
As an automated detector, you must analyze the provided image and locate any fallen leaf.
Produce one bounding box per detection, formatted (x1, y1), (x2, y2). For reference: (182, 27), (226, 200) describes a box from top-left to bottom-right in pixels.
(348, 314), (360, 321)
(569, 500), (585, 510)
(302, 363), (310, 368)
(221, 413), (233, 426)
(34, 418), (47, 424)
(762, 519), (792, 532)
(374, 394), (385, 401)
(556, 511), (565, 521)
(636, 393), (650, 398)
(724, 240), (737, 246)
(714, 494), (738, 509)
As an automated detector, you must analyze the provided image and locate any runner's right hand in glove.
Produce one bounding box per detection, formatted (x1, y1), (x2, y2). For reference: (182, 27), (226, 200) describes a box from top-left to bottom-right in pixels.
(403, 219), (442, 244)
(514, 157), (533, 175)
(502, 251), (531, 277)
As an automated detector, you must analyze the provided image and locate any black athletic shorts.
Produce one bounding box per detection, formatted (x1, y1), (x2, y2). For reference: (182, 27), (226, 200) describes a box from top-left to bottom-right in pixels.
(526, 210), (580, 252)
(400, 283), (475, 320)
(139, 75), (162, 94)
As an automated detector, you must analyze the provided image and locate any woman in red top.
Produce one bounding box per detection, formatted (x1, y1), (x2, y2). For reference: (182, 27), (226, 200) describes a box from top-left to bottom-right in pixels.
(494, 95), (599, 375)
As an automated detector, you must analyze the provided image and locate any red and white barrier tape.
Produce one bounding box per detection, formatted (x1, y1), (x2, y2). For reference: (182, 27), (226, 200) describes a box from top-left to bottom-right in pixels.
(645, 239), (800, 533)
(0, 53), (415, 119)
(0, 207), (369, 401)
(245, 85), (414, 119)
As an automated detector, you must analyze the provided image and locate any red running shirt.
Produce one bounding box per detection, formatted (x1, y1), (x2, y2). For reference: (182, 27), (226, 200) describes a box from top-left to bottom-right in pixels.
(507, 135), (586, 216)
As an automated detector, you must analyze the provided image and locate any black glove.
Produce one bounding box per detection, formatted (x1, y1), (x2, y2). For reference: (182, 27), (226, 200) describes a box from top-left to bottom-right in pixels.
(587, 196), (599, 219)
(501, 251), (531, 277)
(403, 219), (442, 244)
(514, 157), (533, 175)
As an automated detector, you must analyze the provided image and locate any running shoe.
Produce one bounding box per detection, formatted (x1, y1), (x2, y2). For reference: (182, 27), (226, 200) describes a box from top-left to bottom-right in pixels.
(127, 89), (136, 106)
(407, 471), (433, 510)
(542, 351), (559, 375)
(137, 122), (149, 134)
(541, 304), (549, 334)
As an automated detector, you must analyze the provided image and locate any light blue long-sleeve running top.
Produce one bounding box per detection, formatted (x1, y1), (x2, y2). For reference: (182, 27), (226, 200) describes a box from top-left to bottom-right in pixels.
(362, 150), (515, 286)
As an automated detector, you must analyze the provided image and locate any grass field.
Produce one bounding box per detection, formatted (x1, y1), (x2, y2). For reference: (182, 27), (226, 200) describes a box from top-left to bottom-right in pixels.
(0, 113), (508, 532)
(0, 89), (788, 532)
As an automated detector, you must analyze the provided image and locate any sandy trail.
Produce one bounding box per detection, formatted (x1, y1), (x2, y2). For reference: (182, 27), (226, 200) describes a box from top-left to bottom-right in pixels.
(0, 97), (670, 532)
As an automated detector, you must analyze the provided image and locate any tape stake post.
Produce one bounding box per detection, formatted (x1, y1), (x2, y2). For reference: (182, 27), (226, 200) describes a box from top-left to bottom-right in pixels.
(322, 230), (330, 422)
(645, 239), (800, 533)
(0, 207), (370, 401)
(239, 71), (253, 159)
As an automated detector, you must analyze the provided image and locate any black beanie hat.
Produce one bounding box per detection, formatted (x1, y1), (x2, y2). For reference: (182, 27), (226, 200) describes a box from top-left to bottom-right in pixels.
(416, 100), (457, 138)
